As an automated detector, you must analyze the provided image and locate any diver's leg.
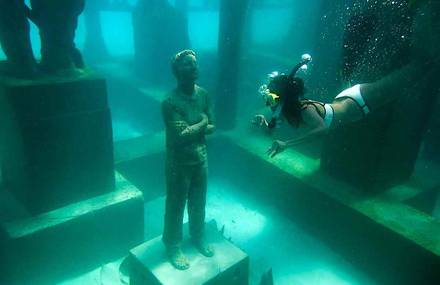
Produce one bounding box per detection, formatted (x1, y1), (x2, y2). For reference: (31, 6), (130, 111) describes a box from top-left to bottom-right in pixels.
(188, 161), (213, 257)
(163, 162), (190, 270)
(0, 0), (37, 77)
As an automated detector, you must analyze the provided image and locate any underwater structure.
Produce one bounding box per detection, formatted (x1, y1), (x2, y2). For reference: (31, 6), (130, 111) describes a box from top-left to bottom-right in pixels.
(0, 1), (439, 285)
(215, 0), (249, 130)
(132, 0), (190, 85)
(0, 1), (143, 284)
(83, 0), (109, 62)
(321, 0), (439, 192)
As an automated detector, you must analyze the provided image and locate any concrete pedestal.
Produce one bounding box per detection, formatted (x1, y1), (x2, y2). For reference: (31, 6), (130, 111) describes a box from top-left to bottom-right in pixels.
(321, 88), (436, 192)
(0, 72), (115, 213)
(0, 172), (144, 285)
(421, 100), (440, 163)
(129, 221), (249, 285)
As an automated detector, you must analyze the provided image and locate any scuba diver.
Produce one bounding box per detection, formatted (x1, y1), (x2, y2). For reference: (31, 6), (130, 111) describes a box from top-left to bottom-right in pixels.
(255, 0), (440, 158)
(253, 53), (362, 157)
(256, 2), (440, 159)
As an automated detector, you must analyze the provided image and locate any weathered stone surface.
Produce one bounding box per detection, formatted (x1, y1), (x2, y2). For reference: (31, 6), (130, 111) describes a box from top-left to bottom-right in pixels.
(0, 72), (115, 213)
(221, 131), (440, 285)
(215, 0), (249, 130)
(132, 0), (190, 85)
(318, 1), (437, 192)
(0, 172), (144, 285)
(129, 221), (249, 285)
(421, 100), (440, 163)
(321, 86), (437, 192)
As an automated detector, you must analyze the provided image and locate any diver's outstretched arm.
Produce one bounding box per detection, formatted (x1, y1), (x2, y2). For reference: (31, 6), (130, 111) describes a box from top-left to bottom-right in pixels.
(286, 126), (328, 146)
(267, 126), (328, 158)
(252, 114), (270, 128)
(267, 105), (328, 157)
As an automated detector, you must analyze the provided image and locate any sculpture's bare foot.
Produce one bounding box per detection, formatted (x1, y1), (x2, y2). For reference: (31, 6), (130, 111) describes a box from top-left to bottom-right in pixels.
(193, 238), (214, 257)
(166, 246), (190, 270)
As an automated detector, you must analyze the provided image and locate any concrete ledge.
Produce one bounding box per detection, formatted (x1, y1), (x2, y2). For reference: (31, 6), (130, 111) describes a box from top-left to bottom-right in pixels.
(217, 130), (440, 285)
(0, 171), (144, 285)
(114, 132), (165, 164)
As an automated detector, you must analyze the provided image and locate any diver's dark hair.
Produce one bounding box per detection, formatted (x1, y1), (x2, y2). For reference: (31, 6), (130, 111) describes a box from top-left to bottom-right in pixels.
(171, 49), (196, 76)
(268, 74), (305, 127)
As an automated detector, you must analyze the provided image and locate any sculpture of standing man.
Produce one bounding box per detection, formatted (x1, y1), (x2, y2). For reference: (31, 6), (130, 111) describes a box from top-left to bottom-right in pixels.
(162, 50), (215, 270)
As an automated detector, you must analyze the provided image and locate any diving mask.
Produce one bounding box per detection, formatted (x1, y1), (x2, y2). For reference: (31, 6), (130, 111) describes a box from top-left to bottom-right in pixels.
(259, 84), (280, 107)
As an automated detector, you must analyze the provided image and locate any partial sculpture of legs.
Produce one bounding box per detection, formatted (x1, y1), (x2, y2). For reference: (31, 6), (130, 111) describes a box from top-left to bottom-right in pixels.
(0, 0), (36, 77)
(30, 0), (85, 73)
(163, 162), (191, 270)
(188, 162), (213, 257)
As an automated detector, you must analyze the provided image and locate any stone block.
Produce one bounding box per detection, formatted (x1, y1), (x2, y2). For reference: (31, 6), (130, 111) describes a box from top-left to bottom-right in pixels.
(421, 101), (440, 163)
(321, 89), (436, 192)
(0, 172), (144, 285)
(129, 221), (249, 285)
(0, 73), (115, 213)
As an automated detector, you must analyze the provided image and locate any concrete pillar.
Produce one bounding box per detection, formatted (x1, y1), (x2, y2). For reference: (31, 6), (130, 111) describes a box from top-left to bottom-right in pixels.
(83, 0), (108, 62)
(132, 0), (190, 85)
(215, 0), (249, 130)
(175, 0), (188, 13)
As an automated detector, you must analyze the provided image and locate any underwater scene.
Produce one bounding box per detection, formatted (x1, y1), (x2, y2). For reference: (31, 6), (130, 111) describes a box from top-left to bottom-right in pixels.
(0, 0), (439, 284)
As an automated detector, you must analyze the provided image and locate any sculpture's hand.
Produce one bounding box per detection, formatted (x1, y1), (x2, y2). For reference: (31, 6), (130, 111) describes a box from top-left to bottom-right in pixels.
(200, 113), (208, 123)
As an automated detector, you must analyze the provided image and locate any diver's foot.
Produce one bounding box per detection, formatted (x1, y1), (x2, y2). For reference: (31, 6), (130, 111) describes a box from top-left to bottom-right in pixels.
(166, 246), (190, 270)
(192, 238), (214, 257)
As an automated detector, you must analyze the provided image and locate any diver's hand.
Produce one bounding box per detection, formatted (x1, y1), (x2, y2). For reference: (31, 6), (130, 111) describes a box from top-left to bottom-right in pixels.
(252, 114), (268, 127)
(266, 140), (287, 158)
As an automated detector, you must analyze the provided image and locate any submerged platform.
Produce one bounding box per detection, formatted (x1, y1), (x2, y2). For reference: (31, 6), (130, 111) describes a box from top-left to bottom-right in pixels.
(129, 221), (249, 285)
(0, 171), (144, 285)
(0, 71), (115, 214)
(100, 58), (440, 285)
(222, 127), (440, 285)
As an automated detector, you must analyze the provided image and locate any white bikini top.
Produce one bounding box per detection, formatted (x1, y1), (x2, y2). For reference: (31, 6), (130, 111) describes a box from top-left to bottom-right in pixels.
(301, 100), (334, 128)
(323, 103), (334, 128)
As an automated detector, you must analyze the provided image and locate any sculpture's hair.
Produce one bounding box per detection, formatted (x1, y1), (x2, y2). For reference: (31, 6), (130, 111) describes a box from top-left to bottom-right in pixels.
(171, 49), (196, 76)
